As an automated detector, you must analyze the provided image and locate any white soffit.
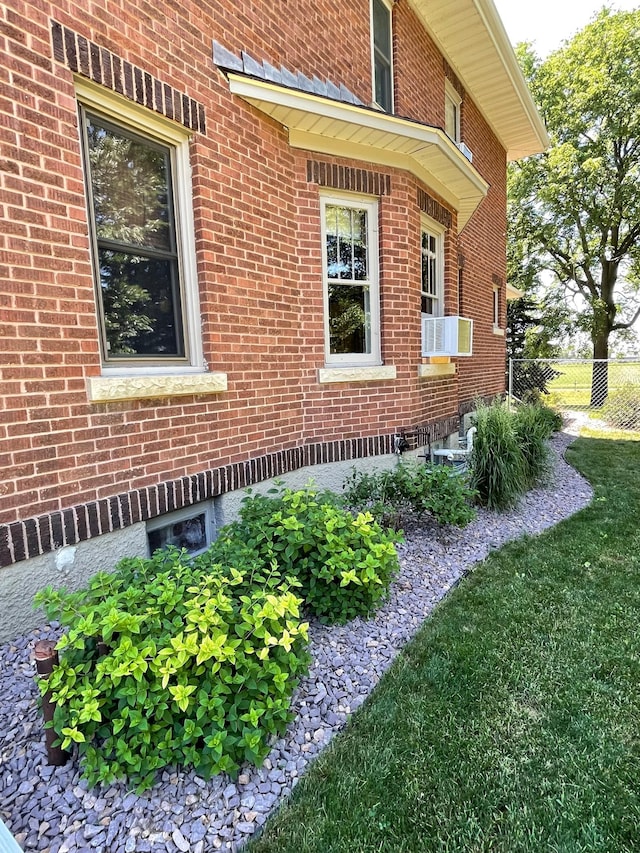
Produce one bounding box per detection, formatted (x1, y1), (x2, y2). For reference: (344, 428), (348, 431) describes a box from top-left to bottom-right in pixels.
(409, 0), (549, 159)
(227, 73), (489, 229)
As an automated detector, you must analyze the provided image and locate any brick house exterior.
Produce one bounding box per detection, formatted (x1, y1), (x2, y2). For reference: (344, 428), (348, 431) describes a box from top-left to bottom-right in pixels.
(0, 0), (547, 638)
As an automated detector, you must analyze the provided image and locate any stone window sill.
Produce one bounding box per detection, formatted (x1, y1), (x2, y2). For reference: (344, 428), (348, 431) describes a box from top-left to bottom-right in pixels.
(318, 365), (397, 384)
(418, 362), (456, 378)
(87, 372), (228, 403)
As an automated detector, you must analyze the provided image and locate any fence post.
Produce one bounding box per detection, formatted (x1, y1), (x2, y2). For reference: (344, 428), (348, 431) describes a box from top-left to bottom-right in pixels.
(34, 640), (69, 766)
(508, 358), (514, 410)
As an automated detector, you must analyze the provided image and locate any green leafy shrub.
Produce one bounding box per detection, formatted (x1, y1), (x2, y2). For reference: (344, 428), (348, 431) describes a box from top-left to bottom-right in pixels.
(34, 548), (310, 791)
(341, 461), (477, 529)
(513, 402), (553, 486)
(601, 383), (640, 430)
(209, 486), (400, 624)
(533, 400), (564, 435)
(470, 401), (527, 510)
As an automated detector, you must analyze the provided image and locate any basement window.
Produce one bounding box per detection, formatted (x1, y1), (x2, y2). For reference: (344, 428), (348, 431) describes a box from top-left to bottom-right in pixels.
(146, 502), (218, 557)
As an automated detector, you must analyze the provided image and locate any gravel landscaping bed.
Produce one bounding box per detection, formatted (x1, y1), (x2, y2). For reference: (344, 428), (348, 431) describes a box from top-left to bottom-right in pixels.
(0, 433), (593, 853)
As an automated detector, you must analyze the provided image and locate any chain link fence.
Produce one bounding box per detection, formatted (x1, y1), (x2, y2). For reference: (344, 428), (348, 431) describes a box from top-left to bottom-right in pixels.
(508, 358), (640, 433)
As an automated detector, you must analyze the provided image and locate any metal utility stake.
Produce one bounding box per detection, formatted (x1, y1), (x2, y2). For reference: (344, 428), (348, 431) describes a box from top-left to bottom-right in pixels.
(34, 640), (69, 767)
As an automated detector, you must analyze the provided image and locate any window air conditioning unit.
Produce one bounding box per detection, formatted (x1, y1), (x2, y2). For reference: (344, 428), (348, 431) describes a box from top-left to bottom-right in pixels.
(422, 316), (473, 357)
(456, 141), (473, 162)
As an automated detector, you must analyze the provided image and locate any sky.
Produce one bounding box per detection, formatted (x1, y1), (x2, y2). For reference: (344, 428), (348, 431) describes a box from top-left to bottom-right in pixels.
(493, 0), (639, 57)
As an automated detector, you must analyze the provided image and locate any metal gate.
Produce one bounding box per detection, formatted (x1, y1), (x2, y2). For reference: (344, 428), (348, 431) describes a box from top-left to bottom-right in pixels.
(508, 358), (640, 433)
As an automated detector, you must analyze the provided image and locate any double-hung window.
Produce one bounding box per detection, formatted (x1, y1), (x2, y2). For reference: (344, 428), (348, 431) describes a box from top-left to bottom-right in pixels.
(445, 81), (462, 143)
(493, 284), (501, 328)
(371, 0), (393, 113)
(77, 83), (202, 372)
(421, 220), (444, 317)
(321, 195), (380, 366)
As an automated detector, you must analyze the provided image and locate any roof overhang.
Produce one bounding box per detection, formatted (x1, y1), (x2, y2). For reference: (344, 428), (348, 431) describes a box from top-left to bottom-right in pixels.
(506, 283), (524, 300)
(409, 0), (549, 160)
(227, 73), (489, 229)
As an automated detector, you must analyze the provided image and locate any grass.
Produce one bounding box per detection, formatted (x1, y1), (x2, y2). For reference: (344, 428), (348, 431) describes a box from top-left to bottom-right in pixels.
(580, 425), (640, 441)
(248, 437), (640, 853)
(544, 361), (640, 409)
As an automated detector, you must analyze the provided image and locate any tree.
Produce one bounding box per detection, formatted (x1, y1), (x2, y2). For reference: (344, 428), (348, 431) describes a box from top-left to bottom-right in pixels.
(509, 9), (640, 405)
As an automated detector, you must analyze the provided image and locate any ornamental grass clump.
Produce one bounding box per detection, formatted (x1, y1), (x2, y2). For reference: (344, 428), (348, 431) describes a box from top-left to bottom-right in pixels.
(34, 547), (310, 792)
(512, 402), (554, 487)
(470, 400), (527, 510)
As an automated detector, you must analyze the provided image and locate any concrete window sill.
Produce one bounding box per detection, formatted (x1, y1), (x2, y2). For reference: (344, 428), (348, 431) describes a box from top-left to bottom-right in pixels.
(87, 373), (228, 402)
(317, 365), (397, 384)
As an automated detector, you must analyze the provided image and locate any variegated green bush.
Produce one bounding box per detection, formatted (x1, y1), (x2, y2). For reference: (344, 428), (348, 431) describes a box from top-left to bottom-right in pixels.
(34, 547), (310, 791)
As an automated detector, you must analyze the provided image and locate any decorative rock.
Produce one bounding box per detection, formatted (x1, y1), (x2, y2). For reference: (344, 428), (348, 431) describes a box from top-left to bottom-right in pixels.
(0, 434), (592, 853)
(172, 828), (190, 852)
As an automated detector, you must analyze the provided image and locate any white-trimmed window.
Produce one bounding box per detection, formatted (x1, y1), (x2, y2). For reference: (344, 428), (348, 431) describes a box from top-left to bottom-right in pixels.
(493, 284), (501, 327)
(445, 80), (462, 143)
(76, 80), (203, 373)
(147, 502), (217, 557)
(371, 0), (393, 113)
(421, 219), (444, 317)
(321, 195), (380, 366)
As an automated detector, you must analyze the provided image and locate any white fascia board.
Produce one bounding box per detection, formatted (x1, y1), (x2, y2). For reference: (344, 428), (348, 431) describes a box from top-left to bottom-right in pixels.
(227, 73), (488, 228)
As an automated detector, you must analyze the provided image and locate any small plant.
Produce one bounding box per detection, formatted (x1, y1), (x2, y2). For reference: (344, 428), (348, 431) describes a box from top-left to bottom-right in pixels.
(210, 486), (401, 624)
(34, 548), (310, 791)
(342, 461), (477, 529)
(470, 400), (527, 510)
(601, 383), (640, 431)
(533, 400), (564, 435)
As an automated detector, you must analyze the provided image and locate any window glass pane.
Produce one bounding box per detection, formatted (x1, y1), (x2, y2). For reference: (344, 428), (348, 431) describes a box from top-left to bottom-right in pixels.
(373, 0), (391, 59)
(328, 283), (370, 354)
(422, 295), (434, 314)
(421, 227), (440, 315)
(87, 118), (172, 252)
(445, 95), (457, 139)
(99, 249), (182, 356)
(148, 511), (207, 556)
(374, 59), (392, 113)
(326, 206), (369, 281)
(372, 0), (392, 112)
(338, 208), (354, 279)
(353, 209), (368, 281)
(325, 205), (339, 278)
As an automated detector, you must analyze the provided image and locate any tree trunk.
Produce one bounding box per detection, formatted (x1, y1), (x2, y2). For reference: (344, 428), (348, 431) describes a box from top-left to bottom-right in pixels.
(590, 334), (609, 407)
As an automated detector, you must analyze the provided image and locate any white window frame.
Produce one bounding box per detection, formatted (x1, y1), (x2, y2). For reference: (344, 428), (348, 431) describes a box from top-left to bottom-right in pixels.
(493, 284), (501, 327)
(146, 501), (218, 557)
(75, 78), (204, 376)
(420, 216), (445, 319)
(320, 193), (381, 367)
(370, 0), (394, 114)
(445, 80), (462, 143)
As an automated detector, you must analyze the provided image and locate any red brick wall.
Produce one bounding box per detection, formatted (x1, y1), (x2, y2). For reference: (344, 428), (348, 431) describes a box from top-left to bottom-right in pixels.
(0, 0), (508, 539)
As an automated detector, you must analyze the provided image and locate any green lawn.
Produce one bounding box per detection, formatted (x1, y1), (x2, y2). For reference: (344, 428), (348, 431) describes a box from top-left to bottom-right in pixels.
(544, 361), (640, 409)
(248, 438), (640, 853)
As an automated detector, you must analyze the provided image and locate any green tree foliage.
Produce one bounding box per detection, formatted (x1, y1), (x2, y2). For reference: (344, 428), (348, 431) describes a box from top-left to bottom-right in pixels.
(508, 9), (640, 404)
(506, 296), (562, 397)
